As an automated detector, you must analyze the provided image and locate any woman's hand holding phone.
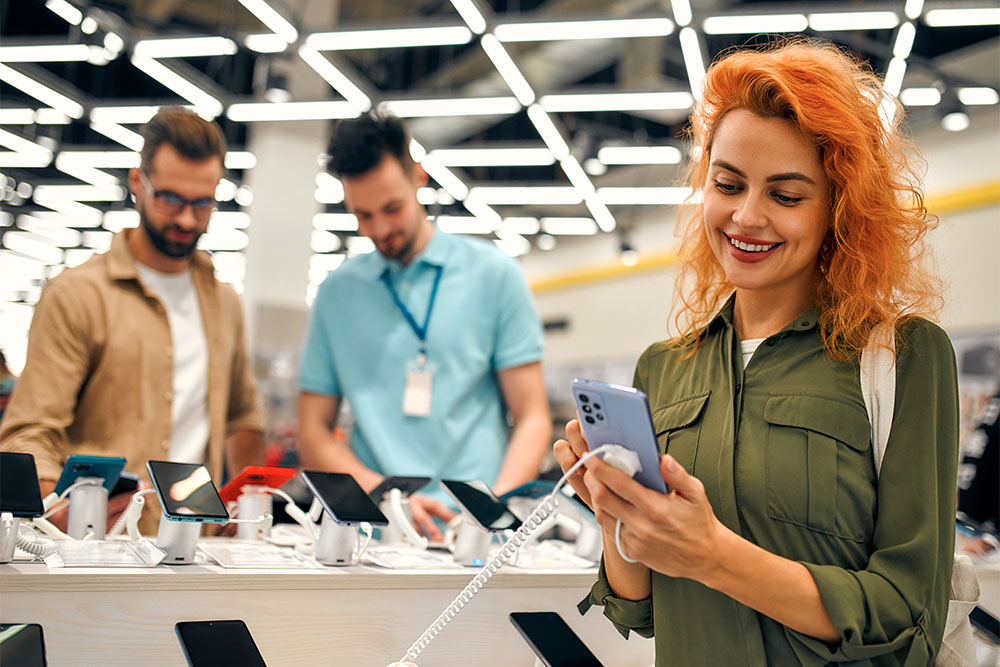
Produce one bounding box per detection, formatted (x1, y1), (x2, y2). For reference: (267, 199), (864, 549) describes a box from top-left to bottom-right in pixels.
(552, 418), (595, 509)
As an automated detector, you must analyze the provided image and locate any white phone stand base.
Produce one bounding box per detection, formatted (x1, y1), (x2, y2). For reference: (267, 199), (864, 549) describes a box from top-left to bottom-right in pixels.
(156, 515), (202, 565)
(315, 512), (357, 566)
(574, 520), (604, 562)
(68, 478), (108, 540)
(236, 488), (274, 541)
(0, 513), (18, 564)
(452, 519), (491, 566)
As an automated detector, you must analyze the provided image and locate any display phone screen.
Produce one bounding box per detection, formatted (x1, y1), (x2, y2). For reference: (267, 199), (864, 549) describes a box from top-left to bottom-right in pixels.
(53, 454), (126, 496)
(110, 472), (140, 498)
(0, 623), (47, 667)
(367, 476), (431, 503)
(300, 471), (389, 526)
(218, 466), (296, 505)
(146, 461), (229, 523)
(441, 480), (522, 532)
(509, 612), (603, 667)
(0, 453), (44, 518)
(571, 378), (668, 493)
(174, 620), (265, 667)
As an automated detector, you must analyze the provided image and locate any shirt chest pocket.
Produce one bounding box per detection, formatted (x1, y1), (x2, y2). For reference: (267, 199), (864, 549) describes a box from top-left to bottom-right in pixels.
(763, 394), (875, 542)
(652, 392), (711, 475)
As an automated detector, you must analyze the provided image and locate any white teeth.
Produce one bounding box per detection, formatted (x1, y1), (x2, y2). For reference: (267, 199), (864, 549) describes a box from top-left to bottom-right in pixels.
(729, 237), (777, 252)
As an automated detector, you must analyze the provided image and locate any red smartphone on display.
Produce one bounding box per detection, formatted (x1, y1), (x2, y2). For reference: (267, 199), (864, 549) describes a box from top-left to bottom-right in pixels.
(218, 466), (296, 505)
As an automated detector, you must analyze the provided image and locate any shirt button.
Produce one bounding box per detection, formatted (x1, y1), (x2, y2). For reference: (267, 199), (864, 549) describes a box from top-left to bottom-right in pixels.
(735, 383), (742, 392)
(766, 338), (776, 346)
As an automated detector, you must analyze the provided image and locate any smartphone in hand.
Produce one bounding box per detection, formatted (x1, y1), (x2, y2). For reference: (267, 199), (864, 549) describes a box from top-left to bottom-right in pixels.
(174, 620), (266, 667)
(509, 612), (603, 666)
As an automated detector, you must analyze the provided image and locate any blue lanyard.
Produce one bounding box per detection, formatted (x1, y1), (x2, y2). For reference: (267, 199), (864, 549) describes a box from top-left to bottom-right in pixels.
(381, 265), (443, 351)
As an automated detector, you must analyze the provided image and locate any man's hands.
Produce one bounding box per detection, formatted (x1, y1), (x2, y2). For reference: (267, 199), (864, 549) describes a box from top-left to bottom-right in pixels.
(407, 494), (456, 542)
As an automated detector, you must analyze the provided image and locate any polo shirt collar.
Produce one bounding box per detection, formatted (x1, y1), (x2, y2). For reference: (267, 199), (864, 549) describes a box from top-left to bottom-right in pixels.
(107, 228), (215, 282)
(372, 225), (453, 279)
(707, 292), (820, 334)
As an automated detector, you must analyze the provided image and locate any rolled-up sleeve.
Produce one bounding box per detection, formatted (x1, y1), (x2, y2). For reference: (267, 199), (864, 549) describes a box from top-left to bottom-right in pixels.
(786, 320), (959, 665)
(579, 559), (655, 639)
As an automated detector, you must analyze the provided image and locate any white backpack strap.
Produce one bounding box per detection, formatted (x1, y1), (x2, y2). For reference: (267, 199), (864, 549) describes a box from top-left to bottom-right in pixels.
(860, 321), (896, 477)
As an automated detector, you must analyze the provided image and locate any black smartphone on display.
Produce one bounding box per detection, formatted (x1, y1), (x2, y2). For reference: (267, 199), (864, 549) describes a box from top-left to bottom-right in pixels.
(146, 461), (230, 524)
(301, 471), (389, 526)
(367, 475), (432, 503)
(0, 453), (44, 518)
(174, 620), (266, 667)
(110, 471), (140, 498)
(509, 612), (603, 667)
(0, 623), (48, 667)
(441, 480), (522, 532)
(970, 606), (1000, 644)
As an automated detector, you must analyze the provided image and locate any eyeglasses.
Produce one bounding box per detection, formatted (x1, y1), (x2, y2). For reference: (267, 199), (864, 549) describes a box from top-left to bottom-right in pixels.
(138, 170), (216, 220)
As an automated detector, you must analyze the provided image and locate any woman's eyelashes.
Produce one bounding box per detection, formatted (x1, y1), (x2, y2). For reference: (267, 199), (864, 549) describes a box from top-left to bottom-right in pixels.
(712, 180), (804, 206)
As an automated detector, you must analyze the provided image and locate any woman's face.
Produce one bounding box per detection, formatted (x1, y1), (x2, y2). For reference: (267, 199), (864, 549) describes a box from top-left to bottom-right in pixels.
(703, 109), (831, 302)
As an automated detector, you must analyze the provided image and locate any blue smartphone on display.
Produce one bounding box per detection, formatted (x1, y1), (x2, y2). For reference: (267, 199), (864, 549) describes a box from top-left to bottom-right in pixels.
(146, 461), (230, 524)
(53, 455), (126, 496)
(571, 379), (668, 493)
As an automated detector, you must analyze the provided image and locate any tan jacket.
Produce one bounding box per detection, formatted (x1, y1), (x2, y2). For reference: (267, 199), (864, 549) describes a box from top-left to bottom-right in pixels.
(0, 230), (266, 488)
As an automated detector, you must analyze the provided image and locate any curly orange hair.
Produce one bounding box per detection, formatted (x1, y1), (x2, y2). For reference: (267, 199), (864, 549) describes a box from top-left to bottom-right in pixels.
(671, 38), (942, 360)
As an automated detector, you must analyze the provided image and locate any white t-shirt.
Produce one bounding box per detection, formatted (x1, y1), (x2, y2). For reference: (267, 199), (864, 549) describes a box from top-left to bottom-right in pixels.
(740, 338), (765, 369)
(136, 264), (210, 465)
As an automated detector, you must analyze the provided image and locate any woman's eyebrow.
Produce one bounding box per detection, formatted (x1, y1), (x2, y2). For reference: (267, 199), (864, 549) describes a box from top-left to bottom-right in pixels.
(711, 159), (816, 186)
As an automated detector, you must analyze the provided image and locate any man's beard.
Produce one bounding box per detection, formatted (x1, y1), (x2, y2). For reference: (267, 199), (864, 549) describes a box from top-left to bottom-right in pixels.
(139, 203), (201, 259)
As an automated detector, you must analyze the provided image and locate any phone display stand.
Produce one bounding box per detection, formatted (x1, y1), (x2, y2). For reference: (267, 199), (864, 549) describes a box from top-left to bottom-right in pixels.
(378, 490), (427, 549)
(574, 520), (603, 562)
(451, 518), (492, 567)
(156, 515), (202, 565)
(67, 477), (108, 540)
(315, 512), (357, 566)
(0, 513), (18, 563)
(236, 486), (274, 541)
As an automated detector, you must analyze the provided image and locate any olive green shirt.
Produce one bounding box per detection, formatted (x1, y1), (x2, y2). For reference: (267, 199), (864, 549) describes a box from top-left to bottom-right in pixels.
(581, 298), (959, 666)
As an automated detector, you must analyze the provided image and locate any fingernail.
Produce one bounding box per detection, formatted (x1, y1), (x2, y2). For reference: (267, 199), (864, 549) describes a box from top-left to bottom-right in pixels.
(665, 455), (676, 472)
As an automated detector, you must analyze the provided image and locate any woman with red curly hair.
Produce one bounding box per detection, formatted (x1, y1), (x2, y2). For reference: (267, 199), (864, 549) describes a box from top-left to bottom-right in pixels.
(555, 39), (958, 665)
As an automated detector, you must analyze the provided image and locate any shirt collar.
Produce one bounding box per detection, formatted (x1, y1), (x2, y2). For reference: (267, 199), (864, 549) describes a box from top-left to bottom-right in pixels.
(707, 292), (820, 334)
(107, 229), (215, 282)
(366, 225), (453, 280)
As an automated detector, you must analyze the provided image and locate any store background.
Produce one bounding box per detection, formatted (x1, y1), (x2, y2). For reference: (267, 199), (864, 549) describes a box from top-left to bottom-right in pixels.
(0, 0), (997, 456)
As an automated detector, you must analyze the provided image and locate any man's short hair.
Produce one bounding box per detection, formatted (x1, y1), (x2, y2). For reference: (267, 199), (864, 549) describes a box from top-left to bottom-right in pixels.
(139, 107), (227, 173)
(326, 111), (414, 178)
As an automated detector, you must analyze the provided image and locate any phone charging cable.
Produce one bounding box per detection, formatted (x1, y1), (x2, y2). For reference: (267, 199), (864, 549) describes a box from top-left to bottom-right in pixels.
(389, 443), (625, 667)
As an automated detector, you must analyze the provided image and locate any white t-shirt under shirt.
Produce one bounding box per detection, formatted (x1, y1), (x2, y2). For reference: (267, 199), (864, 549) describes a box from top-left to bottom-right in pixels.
(740, 338), (765, 369)
(135, 264), (210, 465)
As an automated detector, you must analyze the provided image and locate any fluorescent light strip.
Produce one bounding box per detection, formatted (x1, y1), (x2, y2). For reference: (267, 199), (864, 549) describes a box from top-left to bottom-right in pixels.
(898, 87), (941, 106)
(883, 57), (906, 97)
(462, 197), (502, 224)
(133, 37), (237, 59)
(421, 158), (470, 201)
(526, 104), (569, 161)
(0, 63), (84, 119)
(225, 152), (257, 169)
(924, 8), (1000, 26)
(90, 105), (161, 124)
(597, 186), (691, 205)
(54, 158), (121, 188)
(130, 56), (223, 119)
(904, 0), (924, 20)
(449, 0), (487, 34)
(0, 44), (92, 62)
(0, 128), (52, 155)
(468, 186), (581, 205)
(893, 22), (916, 59)
(495, 17), (674, 42)
(501, 217), (540, 235)
(671, 0), (693, 27)
(34, 184), (125, 201)
(90, 122), (145, 151)
(0, 128), (52, 168)
(559, 156), (595, 194)
(957, 88), (1000, 106)
(540, 91), (693, 112)
(237, 0), (298, 43)
(427, 147), (554, 166)
(540, 217), (597, 235)
(211, 211), (251, 228)
(436, 215), (499, 235)
(585, 196), (616, 232)
(598, 145), (683, 164)
(808, 11), (899, 31)
(228, 100), (360, 121)
(703, 14), (807, 34)
(297, 46), (371, 112)
(58, 151), (139, 168)
(45, 0), (83, 25)
(245, 34), (288, 53)
(307, 25), (472, 51)
(35, 109), (70, 124)
(0, 109), (36, 124)
(313, 213), (358, 232)
(32, 190), (103, 226)
(678, 27), (705, 100)
(380, 96), (521, 117)
(480, 34), (535, 106)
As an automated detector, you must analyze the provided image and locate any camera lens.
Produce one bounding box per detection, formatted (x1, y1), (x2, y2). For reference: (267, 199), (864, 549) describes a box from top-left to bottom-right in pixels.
(579, 394), (589, 403)
(585, 416), (595, 424)
(593, 403), (601, 410)
(596, 413), (604, 421)
(582, 404), (592, 413)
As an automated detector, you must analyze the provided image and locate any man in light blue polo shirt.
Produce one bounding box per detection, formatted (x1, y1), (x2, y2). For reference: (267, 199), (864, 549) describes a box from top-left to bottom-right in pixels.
(298, 112), (551, 540)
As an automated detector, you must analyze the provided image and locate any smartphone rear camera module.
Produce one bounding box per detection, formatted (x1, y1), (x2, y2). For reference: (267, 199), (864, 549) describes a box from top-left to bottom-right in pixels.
(579, 394), (589, 403)
(581, 404), (592, 413)
(596, 413), (604, 420)
(585, 416), (595, 424)
(593, 403), (601, 410)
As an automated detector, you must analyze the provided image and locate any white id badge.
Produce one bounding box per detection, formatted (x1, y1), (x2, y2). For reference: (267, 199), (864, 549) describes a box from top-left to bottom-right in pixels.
(403, 358), (434, 417)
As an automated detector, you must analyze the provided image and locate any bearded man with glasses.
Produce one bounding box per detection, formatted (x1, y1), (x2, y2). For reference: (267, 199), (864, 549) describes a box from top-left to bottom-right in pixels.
(1, 107), (266, 534)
